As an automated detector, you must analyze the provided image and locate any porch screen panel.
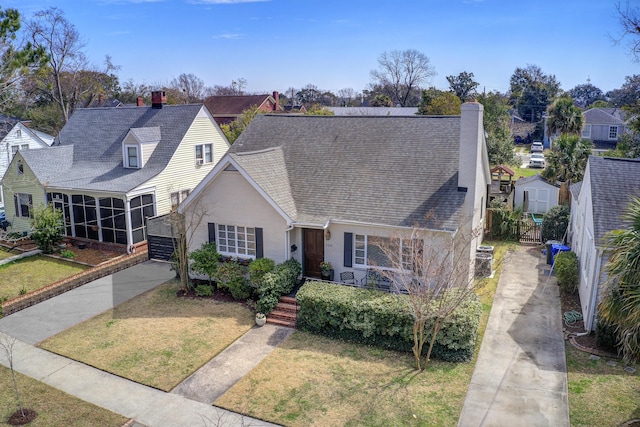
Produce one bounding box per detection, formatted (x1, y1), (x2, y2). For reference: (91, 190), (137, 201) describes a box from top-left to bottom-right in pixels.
(72, 195), (98, 239)
(99, 197), (127, 244)
(130, 194), (155, 244)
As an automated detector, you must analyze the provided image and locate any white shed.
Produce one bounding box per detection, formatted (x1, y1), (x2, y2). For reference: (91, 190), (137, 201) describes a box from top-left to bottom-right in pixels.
(514, 175), (560, 214)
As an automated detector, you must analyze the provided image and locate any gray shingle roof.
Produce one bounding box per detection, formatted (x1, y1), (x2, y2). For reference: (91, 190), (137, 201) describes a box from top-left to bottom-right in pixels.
(584, 108), (626, 126)
(587, 156), (640, 243)
(229, 114), (466, 230)
(20, 105), (202, 193)
(514, 174), (559, 187)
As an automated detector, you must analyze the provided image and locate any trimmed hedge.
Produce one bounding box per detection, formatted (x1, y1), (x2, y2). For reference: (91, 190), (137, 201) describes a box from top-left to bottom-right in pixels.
(257, 258), (302, 314)
(296, 281), (482, 362)
(555, 251), (578, 294)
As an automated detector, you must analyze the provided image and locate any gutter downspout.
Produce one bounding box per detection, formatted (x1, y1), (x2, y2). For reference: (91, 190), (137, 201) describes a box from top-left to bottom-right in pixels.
(586, 247), (603, 331)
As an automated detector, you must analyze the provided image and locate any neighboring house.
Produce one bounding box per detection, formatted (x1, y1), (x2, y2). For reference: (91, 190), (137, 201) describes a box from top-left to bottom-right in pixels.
(82, 94), (124, 108)
(581, 108), (628, 150)
(514, 175), (560, 214)
(179, 102), (490, 282)
(1, 91), (228, 250)
(568, 156), (640, 330)
(204, 92), (284, 125)
(328, 107), (419, 116)
(0, 115), (54, 208)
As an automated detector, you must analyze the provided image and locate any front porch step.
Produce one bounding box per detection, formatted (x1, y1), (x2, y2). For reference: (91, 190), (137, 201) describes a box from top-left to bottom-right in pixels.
(266, 295), (299, 328)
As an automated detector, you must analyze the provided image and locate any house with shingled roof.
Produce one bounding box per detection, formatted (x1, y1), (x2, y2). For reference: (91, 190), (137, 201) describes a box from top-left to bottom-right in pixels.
(581, 108), (628, 149)
(204, 92), (284, 125)
(179, 102), (490, 281)
(1, 91), (228, 251)
(569, 156), (640, 331)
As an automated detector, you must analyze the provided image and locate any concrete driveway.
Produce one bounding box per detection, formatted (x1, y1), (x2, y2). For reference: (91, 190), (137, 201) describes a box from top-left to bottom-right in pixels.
(0, 260), (174, 344)
(458, 245), (570, 426)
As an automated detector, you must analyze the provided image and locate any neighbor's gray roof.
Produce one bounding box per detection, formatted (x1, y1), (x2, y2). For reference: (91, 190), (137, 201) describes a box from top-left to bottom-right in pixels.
(328, 107), (419, 116)
(587, 156), (640, 243)
(514, 174), (559, 187)
(584, 108), (626, 126)
(229, 114), (466, 230)
(20, 104), (202, 193)
(570, 181), (582, 200)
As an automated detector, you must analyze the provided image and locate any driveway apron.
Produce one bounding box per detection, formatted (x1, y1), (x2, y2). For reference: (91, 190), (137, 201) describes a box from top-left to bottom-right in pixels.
(458, 246), (570, 427)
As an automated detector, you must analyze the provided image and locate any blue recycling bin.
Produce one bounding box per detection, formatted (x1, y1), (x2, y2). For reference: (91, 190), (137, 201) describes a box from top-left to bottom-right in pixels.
(551, 244), (570, 266)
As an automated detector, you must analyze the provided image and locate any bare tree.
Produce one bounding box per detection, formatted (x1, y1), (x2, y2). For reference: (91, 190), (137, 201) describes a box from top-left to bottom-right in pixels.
(614, 1), (640, 61)
(337, 87), (356, 106)
(369, 49), (436, 107)
(372, 220), (483, 370)
(0, 335), (25, 419)
(169, 73), (206, 103)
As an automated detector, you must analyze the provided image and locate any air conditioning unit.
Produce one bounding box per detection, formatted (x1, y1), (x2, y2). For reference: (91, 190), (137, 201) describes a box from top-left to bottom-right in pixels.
(195, 159), (204, 166)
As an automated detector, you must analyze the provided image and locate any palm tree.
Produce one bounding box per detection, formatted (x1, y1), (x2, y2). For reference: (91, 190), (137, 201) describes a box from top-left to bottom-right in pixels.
(546, 96), (584, 136)
(541, 134), (591, 184)
(599, 197), (640, 362)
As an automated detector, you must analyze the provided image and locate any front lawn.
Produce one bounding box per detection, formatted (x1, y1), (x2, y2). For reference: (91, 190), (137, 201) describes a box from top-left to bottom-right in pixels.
(0, 255), (88, 301)
(215, 241), (518, 426)
(0, 247), (16, 260)
(0, 365), (127, 426)
(566, 345), (640, 427)
(38, 280), (254, 391)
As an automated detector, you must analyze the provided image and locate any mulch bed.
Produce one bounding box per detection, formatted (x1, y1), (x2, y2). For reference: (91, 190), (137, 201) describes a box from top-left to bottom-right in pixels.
(7, 408), (37, 425)
(559, 289), (619, 357)
(47, 245), (124, 266)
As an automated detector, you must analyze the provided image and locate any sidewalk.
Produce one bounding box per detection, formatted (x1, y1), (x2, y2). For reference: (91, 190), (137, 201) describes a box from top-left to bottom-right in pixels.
(457, 246), (570, 426)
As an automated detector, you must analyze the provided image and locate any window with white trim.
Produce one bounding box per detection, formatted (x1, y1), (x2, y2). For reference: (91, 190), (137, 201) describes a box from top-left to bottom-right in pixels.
(126, 146), (139, 168)
(195, 144), (213, 165)
(170, 189), (190, 210)
(14, 193), (32, 218)
(609, 126), (618, 139)
(354, 234), (421, 269)
(581, 125), (591, 139)
(16, 129), (22, 138)
(217, 224), (256, 257)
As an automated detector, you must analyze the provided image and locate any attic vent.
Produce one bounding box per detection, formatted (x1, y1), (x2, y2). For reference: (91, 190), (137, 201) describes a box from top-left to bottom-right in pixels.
(224, 164), (238, 171)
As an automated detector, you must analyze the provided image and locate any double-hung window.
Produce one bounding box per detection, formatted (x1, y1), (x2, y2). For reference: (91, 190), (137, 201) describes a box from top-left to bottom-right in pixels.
(170, 189), (190, 210)
(14, 193), (32, 218)
(195, 143), (213, 165)
(126, 146), (139, 168)
(581, 125), (591, 139)
(609, 126), (618, 140)
(217, 224), (256, 257)
(354, 234), (422, 270)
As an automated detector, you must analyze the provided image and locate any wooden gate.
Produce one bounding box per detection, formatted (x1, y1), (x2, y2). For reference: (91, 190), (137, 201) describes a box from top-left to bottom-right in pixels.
(146, 214), (177, 261)
(519, 219), (541, 244)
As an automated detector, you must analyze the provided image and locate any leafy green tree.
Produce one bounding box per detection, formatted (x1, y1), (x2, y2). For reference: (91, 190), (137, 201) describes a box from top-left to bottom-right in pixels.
(612, 132), (640, 158)
(220, 105), (261, 144)
(546, 96), (584, 136)
(568, 83), (604, 108)
(417, 87), (461, 115)
(477, 91), (516, 166)
(370, 49), (435, 107)
(542, 134), (591, 185)
(599, 196), (640, 362)
(30, 204), (64, 254)
(541, 204), (570, 242)
(304, 104), (334, 115)
(606, 74), (640, 108)
(370, 94), (393, 107)
(509, 64), (560, 123)
(189, 242), (219, 288)
(446, 71), (479, 103)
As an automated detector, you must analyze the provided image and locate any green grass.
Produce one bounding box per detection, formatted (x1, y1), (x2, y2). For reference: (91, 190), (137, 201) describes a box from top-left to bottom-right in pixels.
(0, 247), (16, 260)
(513, 165), (541, 178)
(215, 241), (518, 427)
(0, 255), (87, 301)
(39, 280), (254, 391)
(566, 345), (640, 426)
(0, 365), (127, 426)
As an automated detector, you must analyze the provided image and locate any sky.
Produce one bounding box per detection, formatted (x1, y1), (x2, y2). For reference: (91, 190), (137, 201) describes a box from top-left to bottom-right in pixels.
(9, 0), (640, 96)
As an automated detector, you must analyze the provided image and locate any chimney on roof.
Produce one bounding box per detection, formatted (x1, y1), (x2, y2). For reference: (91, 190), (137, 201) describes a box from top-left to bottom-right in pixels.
(151, 91), (166, 109)
(273, 91), (279, 111)
(137, 97), (144, 107)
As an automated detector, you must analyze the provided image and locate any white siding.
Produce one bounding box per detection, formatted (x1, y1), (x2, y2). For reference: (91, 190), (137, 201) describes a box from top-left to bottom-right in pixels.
(514, 179), (560, 214)
(134, 108), (229, 216)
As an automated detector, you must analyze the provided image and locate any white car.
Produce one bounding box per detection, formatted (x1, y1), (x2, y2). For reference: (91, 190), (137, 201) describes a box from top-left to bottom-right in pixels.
(529, 152), (545, 168)
(531, 141), (544, 152)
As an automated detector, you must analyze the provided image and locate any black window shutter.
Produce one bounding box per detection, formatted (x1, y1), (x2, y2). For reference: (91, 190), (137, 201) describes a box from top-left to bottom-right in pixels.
(14, 194), (18, 217)
(344, 232), (353, 267)
(255, 227), (264, 258)
(208, 223), (216, 243)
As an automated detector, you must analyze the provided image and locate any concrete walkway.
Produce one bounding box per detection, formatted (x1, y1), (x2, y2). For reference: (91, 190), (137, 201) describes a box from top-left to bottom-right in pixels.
(172, 324), (294, 403)
(458, 246), (570, 426)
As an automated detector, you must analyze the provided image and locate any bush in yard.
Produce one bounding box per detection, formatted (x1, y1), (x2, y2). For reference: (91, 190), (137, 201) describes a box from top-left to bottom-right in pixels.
(215, 261), (250, 300)
(256, 258), (301, 314)
(541, 205), (570, 242)
(249, 257), (275, 295)
(554, 251), (578, 294)
(595, 320), (619, 351)
(296, 281), (482, 362)
(194, 284), (214, 297)
(189, 242), (219, 288)
(30, 204), (64, 254)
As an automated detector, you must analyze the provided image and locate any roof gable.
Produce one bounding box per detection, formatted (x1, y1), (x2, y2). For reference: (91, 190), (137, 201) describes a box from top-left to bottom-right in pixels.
(584, 108), (626, 126)
(204, 94), (278, 115)
(228, 114), (466, 230)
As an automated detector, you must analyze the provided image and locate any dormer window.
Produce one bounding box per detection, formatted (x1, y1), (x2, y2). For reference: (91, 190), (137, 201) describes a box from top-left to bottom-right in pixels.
(126, 146), (139, 168)
(16, 160), (23, 175)
(16, 129), (22, 138)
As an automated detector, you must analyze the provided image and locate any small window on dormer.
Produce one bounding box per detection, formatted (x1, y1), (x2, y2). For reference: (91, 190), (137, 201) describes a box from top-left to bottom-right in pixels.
(17, 160), (24, 175)
(16, 129), (22, 138)
(126, 146), (139, 168)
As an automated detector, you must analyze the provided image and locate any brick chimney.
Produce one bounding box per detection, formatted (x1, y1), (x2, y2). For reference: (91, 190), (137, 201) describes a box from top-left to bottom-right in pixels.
(273, 91), (279, 111)
(151, 91), (166, 109)
(137, 97), (144, 107)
